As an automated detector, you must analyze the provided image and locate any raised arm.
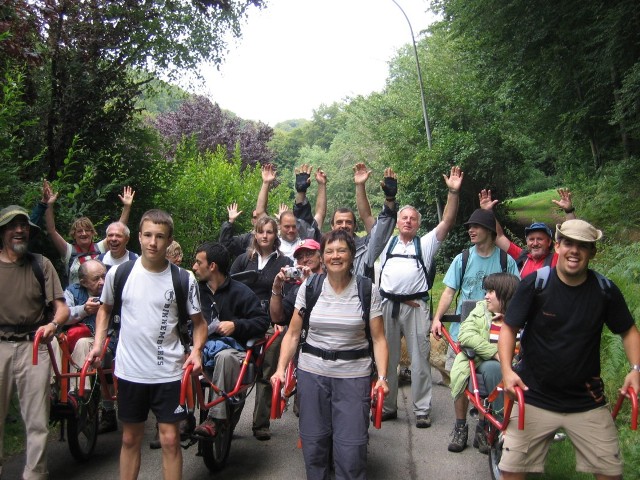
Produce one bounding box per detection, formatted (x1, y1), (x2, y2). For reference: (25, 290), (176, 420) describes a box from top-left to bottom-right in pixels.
(354, 163), (375, 233)
(44, 189), (71, 258)
(255, 163), (275, 220)
(314, 168), (327, 228)
(479, 189), (511, 253)
(552, 188), (576, 220)
(117, 186), (135, 225)
(434, 166), (463, 242)
(294, 164), (313, 207)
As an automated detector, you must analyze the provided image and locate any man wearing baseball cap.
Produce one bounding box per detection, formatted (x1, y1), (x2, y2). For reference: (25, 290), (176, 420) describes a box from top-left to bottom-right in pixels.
(270, 239), (323, 326)
(0, 205), (69, 479)
(499, 219), (640, 479)
(479, 188), (577, 278)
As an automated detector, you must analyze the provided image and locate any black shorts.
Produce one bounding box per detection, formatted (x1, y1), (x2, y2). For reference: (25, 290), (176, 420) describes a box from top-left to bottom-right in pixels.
(117, 378), (188, 424)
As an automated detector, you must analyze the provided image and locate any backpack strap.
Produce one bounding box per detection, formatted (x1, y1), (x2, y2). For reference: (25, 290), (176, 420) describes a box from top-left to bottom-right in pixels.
(170, 263), (192, 353)
(68, 242), (101, 272)
(25, 252), (54, 323)
(454, 248), (470, 310)
(110, 259), (136, 332)
(534, 266), (551, 292)
(356, 275), (374, 358)
(299, 273), (326, 348)
(500, 248), (508, 272)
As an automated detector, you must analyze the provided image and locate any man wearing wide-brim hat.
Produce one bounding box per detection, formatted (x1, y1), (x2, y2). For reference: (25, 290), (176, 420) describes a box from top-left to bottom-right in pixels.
(0, 205), (69, 479)
(499, 218), (640, 479)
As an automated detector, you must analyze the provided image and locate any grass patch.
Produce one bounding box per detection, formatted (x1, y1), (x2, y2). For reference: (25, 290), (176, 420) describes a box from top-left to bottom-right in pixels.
(505, 189), (565, 227)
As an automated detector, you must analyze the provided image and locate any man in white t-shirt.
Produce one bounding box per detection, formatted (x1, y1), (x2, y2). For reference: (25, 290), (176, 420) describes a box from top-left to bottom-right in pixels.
(98, 221), (138, 268)
(88, 209), (207, 480)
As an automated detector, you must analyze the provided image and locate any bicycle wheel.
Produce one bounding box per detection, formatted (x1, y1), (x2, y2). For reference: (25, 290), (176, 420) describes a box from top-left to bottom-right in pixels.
(488, 427), (504, 480)
(67, 384), (100, 462)
(200, 386), (232, 472)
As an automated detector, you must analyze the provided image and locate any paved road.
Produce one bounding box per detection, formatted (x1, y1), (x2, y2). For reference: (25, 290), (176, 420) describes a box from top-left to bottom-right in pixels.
(5, 370), (490, 479)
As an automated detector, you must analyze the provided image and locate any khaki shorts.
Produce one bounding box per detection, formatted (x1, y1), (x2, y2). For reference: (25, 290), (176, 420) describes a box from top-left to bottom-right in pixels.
(499, 403), (622, 476)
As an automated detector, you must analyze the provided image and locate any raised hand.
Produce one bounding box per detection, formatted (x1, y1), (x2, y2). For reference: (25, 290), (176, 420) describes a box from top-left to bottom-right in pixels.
(380, 167), (398, 198)
(227, 202), (242, 223)
(315, 168), (327, 185)
(275, 202), (289, 221)
(552, 188), (573, 211)
(40, 179), (52, 203)
(443, 165), (463, 192)
(118, 186), (135, 207)
(353, 162), (371, 185)
(295, 163), (313, 192)
(262, 163), (277, 184)
(479, 189), (498, 210)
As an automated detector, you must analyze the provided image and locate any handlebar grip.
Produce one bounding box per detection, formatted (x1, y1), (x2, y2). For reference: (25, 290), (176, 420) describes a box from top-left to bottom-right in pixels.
(270, 378), (282, 420)
(515, 386), (525, 430)
(32, 330), (44, 365)
(180, 364), (194, 405)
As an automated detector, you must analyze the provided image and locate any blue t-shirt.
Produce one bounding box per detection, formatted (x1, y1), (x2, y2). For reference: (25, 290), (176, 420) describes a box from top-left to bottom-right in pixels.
(443, 246), (519, 340)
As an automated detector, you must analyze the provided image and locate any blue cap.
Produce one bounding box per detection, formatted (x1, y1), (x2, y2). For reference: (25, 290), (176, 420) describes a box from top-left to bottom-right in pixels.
(524, 222), (553, 239)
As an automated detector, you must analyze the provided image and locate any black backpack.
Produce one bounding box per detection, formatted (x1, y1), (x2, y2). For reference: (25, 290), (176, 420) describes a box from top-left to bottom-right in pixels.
(110, 260), (192, 353)
(534, 266), (612, 297)
(299, 273), (373, 356)
(516, 250), (553, 273)
(379, 235), (436, 291)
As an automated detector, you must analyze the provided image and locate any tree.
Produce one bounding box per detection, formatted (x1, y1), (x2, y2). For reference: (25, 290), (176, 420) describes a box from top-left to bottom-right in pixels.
(152, 95), (275, 167)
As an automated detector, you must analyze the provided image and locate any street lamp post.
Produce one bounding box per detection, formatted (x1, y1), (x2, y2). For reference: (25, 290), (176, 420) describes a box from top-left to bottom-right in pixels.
(391, 0), (441, 219)
(391, 0), (432, 150)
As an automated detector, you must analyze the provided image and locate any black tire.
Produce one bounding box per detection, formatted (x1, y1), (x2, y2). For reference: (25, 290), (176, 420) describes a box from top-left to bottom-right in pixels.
(488, 427), (504, 480)
(200, 387), (233, 472)
(67, 385), (100, 462)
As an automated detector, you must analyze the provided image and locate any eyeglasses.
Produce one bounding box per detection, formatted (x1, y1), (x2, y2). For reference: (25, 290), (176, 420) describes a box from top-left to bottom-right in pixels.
(295, 250), (317, 260)
(75, 229), (94, 235)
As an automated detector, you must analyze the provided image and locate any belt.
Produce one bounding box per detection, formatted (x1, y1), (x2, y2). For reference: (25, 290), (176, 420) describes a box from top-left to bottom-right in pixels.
(380, 289), (429, 319)
(301, 343), (370, 361)
(0, 334), (34, 342)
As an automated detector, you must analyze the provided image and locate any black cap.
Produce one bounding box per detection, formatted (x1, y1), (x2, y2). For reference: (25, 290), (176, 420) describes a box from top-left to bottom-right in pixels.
(463, 209), (496, 233)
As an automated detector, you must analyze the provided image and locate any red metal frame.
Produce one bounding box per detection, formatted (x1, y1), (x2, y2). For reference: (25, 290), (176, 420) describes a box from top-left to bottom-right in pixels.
(33, 330), (116, 403)
(180, 330), (281, 410)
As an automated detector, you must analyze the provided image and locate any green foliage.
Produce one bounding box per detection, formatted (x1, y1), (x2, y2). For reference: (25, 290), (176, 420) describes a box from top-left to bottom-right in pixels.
(567, 157), (640, 242)
(156, 139), (289, 262)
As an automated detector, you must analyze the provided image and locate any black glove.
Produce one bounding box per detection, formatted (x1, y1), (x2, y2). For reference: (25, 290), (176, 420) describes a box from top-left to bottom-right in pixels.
(381, 176), (397, 199)
(296, 172), (311, 193)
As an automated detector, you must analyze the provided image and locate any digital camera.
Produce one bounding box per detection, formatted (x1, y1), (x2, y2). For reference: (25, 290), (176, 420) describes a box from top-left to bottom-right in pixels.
(283, 266), (303, 280)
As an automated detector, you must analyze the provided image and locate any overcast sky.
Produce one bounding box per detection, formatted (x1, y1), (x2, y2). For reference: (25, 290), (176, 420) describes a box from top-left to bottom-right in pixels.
(195, 0), (436, 126)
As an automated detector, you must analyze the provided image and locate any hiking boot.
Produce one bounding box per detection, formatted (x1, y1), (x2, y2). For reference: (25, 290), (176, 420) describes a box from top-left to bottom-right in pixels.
(381, 411), (398, 422)
(98, 409), (117, 434)
(416, 414), (432, 428)
(193, 418), (218, 439)
(253, 427), (271, 441)
(473, 424), (490, 454)
(448, 424), (468, 452)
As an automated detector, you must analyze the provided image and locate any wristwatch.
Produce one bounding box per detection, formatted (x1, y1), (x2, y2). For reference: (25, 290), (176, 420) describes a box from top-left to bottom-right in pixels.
(49, 321), (61, 333)
(632, 365), (640, 373)
(378, 375), (388, 382)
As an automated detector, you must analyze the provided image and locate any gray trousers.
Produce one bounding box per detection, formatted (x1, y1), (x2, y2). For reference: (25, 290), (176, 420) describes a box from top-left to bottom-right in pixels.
(298, 370), (370, 480)
(207, 348), (245, 420)
(382, 300), (432, 416)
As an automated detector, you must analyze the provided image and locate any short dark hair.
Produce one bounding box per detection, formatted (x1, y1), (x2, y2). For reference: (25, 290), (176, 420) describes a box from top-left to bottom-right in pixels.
(482, 273), (520, 313)
(330, 208), (357, 227)
(320, 229), (356, 260)
(139, 209), (174, 238)
(196, 241), (231, 276)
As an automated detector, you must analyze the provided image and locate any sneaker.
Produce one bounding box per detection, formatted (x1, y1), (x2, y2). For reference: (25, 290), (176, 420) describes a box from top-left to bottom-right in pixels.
(98, 409), (117, 434)
(448, 424), (468, 452)
(253, 427), (271, 441)
(416, 414), (432, 428)
(473, 424), (490, 454)
(193, 418), (218, 439)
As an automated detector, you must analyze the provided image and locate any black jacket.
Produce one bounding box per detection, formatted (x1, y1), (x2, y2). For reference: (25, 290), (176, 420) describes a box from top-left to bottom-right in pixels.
(198, 276), (269, 348)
